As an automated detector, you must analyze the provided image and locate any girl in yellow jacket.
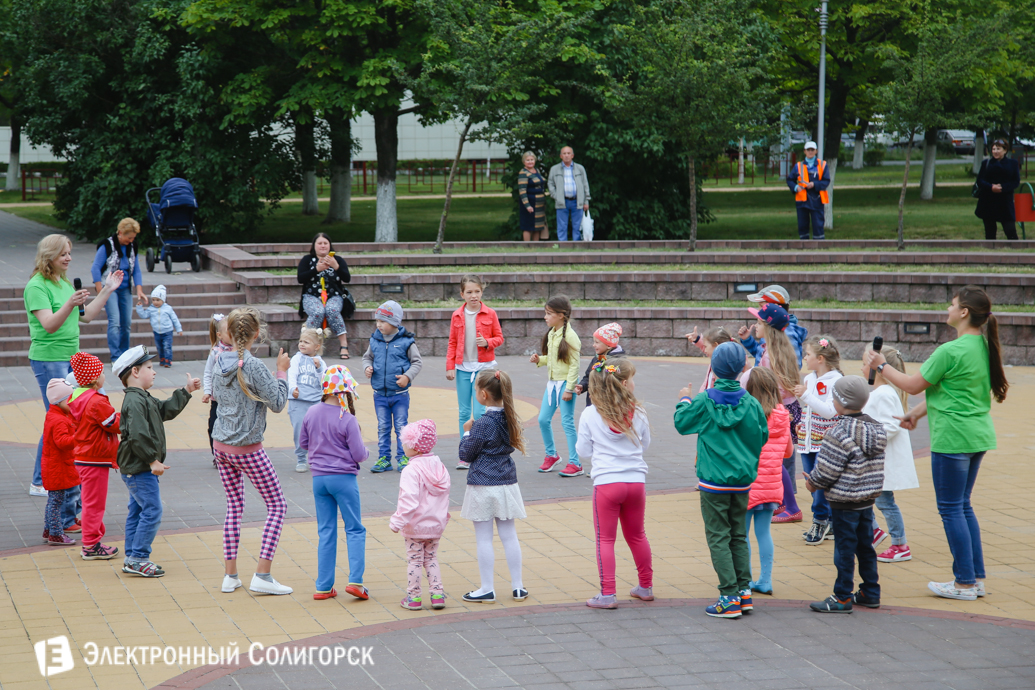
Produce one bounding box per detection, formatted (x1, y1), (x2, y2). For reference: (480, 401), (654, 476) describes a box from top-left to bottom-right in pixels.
(529, 295), (583, 477)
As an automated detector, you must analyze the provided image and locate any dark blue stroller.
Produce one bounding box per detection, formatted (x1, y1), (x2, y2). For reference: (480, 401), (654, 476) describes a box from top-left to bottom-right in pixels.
(145, 177), (201, 273)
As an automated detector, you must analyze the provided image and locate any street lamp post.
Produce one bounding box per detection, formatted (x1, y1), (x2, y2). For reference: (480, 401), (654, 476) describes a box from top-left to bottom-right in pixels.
(817, 0), (828, 160)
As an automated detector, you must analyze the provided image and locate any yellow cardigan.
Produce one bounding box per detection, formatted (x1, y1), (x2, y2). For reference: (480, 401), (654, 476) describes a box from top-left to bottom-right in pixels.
(538, 325), (582, 391)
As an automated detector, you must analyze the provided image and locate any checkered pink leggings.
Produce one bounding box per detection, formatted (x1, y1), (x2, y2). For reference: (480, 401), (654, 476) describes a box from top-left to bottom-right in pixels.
(215, 446), (287, 561)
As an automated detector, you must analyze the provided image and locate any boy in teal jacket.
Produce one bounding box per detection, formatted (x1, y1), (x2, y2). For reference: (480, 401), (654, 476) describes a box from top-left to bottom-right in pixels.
(674, 342), (768, 619)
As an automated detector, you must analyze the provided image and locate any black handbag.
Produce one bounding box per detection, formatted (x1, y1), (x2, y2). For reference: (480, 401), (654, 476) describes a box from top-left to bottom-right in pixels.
(340, 288), (356, 320)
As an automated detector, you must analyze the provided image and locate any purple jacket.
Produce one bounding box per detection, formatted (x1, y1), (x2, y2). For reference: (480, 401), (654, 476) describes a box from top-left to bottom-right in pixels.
(299, 402), (369, 475)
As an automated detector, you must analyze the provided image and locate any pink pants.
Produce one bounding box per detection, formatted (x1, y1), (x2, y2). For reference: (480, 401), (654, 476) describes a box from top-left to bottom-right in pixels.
(405, 537), (443, 599)
(77, 465), (110, 548)
(215, 446), (287, 562)
(593, 482), (653, 596)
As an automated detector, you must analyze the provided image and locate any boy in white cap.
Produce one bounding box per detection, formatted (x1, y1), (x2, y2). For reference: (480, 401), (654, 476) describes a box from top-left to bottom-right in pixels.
(785, 142), (830, 240)
(136, 285), (182, 368)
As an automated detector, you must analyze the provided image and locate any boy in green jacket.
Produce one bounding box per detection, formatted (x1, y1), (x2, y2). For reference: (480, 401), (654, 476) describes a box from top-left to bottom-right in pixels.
(674, 342), (768, 619)
(113, 345), (200, 578)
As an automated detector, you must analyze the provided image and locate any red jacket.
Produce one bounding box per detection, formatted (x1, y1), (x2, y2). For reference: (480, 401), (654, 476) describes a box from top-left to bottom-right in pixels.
(446, 302), (504, 371)
(748, 404), (793, 509)
(42, 406), (79, 491)
(68, 389), (120, 468)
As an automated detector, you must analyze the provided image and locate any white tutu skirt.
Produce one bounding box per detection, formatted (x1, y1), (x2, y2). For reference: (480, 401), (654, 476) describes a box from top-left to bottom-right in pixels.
(461, 483), (527, 521)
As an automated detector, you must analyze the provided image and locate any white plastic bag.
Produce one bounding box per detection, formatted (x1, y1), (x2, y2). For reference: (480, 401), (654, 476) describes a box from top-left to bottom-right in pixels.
(581, 210), (594, 241)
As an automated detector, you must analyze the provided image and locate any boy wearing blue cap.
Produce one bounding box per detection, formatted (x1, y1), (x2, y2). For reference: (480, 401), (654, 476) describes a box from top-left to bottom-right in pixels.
(674, 342), (769, 619)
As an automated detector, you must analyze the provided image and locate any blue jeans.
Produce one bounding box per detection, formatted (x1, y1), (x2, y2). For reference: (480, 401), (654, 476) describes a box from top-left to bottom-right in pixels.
(455, 370), (486, 434)
(831, 507), (880, 601)
(874, 491), (906, 545)
(556, 198), (583, 241)
(313, 474), (366, 591)
(153, 330), (173, 363)
(122, 472), (163, 562)
(373, 392), (409, 461)
(800, 452), (830, 524)
(105, 286), (133, 362)
(30, 359), (73, 487)
(538, 385), (579, 466)
(62, 485), (81, 529)
(931, 452), (986, 585)
(796, 206), (825, 240)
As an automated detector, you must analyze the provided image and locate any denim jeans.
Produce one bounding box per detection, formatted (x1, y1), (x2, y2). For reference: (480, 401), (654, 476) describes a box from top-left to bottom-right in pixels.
(373, 392), (409, 461)
(800, 451), (830, 524)
(105, 286), (133, 362)
(538, 385), (579, 466)
(122, 472), (163, 562)
(874, 490), (906, 545)
(831, 507), (880, 601)
(555, 197), (584, 241)
(62, 485), (81, 529)
(153, 330), (173, 363)
(931, 452), (986, 585)
(30, 359), (73, 487)
(455, 369), (486, 434)
(313, 474), (366, 591)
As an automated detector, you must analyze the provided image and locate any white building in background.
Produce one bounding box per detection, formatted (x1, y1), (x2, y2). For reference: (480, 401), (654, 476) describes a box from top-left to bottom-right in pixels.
(0, 127), (59, 163)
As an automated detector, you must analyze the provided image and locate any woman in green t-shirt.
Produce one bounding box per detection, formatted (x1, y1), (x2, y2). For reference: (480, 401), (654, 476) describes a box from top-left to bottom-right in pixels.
(24, 234), (122, 498)
(864, 286), (1008, 603)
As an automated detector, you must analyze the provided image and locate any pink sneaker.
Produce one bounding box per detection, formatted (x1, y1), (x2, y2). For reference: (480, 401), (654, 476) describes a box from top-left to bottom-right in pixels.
(772, 509), (803, 523)
(48, 533), (76, 546)
(538, 455), (563, 472)
(877, 544), (911, 563)
(81, 543), (119, 560)
(400, 596), (423, 611)
(558, 462), (585, 478)
(872, 527), (888, 548)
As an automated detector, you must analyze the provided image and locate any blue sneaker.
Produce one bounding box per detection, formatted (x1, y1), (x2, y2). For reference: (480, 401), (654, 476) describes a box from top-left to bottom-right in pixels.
(397, 457), (409, 472)
(739, 589), (753, 613)
(371, 456), (393, 473)
(705, 595), (742, 619)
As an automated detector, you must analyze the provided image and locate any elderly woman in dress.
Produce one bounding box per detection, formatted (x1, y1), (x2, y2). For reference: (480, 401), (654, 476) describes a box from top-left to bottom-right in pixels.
(517, 152), (549, 242)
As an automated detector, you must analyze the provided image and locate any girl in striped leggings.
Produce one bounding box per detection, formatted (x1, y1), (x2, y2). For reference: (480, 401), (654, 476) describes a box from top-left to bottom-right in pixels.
(211, 307), (292, 596)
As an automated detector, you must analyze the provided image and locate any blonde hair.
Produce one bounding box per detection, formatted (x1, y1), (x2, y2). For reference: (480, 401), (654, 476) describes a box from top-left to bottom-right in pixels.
(209, 315), (228, 347)
(880, 347), (909, 413)
(746, 366), (781, 418)
(117, 218), (140, 235)
(475, 369), (526, 454)
(805, 335), (843, 374)
(298, 327), (326, 355)
(701, 326), (733, 348)
(522, 151), (536, 163)
(31, 234), (73, 283)
(225, 307), (268, 402)
(587, 360), (645, 445)
(761, 323), (801, 393)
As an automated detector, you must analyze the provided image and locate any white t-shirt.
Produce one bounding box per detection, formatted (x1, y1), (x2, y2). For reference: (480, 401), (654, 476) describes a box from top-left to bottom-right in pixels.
(863, 384), (918, 492)
(575, 407), (651, 485)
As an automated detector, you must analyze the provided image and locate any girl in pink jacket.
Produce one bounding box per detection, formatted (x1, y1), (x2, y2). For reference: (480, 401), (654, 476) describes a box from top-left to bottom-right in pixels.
(744, 368), (793, 595)
(390, 419), (451, 611)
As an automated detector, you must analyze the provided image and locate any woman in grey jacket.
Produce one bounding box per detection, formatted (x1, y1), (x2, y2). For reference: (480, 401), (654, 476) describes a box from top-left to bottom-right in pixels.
(212, 307), (293, 596)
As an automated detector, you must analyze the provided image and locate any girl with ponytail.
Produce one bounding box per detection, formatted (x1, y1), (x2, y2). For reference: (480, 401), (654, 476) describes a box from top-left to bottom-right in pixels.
(575, 360), (654, 609)
(530, 295), (583, 477)
(863, 285), (1008, 601)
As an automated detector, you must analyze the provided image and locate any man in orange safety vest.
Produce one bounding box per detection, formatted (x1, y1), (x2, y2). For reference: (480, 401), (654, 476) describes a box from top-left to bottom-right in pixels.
(785, 141), (831, 240)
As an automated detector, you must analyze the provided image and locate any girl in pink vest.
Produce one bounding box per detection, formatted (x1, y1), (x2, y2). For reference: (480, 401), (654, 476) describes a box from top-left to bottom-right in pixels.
(745, 368), (793, 595)
(390, 419), (451, 611)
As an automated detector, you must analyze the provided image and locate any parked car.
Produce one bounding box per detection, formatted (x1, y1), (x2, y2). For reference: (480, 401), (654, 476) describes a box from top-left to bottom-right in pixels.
(937, 129), (975, 154)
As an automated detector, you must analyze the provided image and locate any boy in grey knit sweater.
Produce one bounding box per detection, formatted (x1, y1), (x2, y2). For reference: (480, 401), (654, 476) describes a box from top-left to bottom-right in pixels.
(804, 376), (887, 614)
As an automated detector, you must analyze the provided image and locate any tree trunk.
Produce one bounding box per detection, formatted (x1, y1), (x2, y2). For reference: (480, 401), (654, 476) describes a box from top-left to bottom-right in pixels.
(5, 114), (21, 192)
(971, 127), (984, 176)
(295, 115), (318, 215)
(688, 156), (697, 252)
(823, 157), (837, 231)
(373, 108), (399, 243)
(919, 128), (938, 200)
(852, 119), (868, 170)
(897, 135), (915, 251)
(737, 138), (745, 185)
(323, 110), (352, 224)
(434, 120), (472, 255)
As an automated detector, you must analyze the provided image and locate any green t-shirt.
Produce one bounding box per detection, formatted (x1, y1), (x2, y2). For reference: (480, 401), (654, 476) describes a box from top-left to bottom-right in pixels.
(920, 334), (996, 454)
(24, 273), (80, 362)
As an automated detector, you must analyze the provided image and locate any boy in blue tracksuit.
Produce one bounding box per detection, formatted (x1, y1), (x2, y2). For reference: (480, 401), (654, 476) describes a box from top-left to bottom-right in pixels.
(740, 285), (808, 367)
(135, 285), (181, 368)
(786, 141), (831, 240)
(362, 301), (423, 473)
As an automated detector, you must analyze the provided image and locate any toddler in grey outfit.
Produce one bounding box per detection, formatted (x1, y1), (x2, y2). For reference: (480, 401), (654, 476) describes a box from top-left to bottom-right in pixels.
(288, 328), (328, 472)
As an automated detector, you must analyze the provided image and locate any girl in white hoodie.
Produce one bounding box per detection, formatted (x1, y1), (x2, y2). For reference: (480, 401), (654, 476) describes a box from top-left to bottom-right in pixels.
(391, 419), (451, 611)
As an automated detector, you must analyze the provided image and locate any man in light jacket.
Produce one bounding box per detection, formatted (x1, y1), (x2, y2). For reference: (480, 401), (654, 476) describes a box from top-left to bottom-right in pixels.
(548, 146), (591, 241)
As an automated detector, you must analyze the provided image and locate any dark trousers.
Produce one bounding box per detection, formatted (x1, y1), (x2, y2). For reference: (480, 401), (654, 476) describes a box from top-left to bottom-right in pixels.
(700, 491), (751, 596)
(207, 400), (218, 453)
(831, 506), (880, 601)
(797, 206), (825, 239)
(983, 217), (1018, 240)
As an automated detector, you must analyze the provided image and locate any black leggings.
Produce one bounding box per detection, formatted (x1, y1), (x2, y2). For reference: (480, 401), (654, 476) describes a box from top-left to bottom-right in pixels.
(983, 217), (1018, 240)
(208, 400), (218, 452)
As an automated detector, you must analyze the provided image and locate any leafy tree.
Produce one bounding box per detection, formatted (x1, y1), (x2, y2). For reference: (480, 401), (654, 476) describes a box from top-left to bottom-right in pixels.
(0, 0), (25, 191)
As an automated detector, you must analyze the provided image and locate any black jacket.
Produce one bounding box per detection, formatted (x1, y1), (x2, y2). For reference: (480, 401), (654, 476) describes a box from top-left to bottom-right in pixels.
(297, 254), (353, 319)
(975, 157), (1021, 222)
(578, 345), (627, 407)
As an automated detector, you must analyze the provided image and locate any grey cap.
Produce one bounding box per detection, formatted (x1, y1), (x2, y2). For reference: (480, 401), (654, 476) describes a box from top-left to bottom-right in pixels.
(832, 375), (870, 412)
(374, 300), (404, 328)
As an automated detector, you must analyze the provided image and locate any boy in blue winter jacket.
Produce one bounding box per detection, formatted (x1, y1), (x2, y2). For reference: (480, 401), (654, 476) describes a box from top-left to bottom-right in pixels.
(135, 285), (181, 368)
(362, 301), (423, 473)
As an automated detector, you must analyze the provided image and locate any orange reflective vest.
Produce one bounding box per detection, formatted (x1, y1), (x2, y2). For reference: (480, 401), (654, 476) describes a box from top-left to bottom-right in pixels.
(795, 160), (829, 204)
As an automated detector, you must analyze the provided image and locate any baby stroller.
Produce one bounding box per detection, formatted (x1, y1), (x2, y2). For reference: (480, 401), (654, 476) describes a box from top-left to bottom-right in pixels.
(145, 177), (202, 273)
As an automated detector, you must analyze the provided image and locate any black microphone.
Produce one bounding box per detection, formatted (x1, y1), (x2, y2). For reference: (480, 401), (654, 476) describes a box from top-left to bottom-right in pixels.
(73, 278), (85, 316)
(868, 336), (884, 385)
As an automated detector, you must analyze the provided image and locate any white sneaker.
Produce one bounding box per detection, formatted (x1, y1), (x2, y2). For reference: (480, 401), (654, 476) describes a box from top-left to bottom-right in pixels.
(928, 580), (977, 601)
(221, 575), (242, 593)
(295, 462), (308, 473)
(456, 460), (470, 470)
(974, 581), (986, 597)
(29, 484), (48, 497)
(250, 574), (293, 595)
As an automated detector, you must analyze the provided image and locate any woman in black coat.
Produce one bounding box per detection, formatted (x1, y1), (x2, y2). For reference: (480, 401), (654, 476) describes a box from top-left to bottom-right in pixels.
(975, 138), (1021, 240)
(297, 232), (353, 358)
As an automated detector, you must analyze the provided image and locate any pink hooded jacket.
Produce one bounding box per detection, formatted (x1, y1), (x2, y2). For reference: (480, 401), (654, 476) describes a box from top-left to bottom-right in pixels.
(390, 454), (451, 539)
(748, 404), (793, 510)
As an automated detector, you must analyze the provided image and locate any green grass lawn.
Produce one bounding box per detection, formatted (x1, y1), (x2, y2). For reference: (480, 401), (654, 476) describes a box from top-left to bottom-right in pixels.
(703, 158), (978, 187)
